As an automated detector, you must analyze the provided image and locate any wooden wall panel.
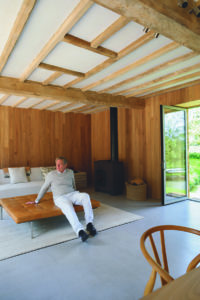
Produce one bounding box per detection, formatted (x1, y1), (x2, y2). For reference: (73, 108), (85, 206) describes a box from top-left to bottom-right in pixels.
(0, 106), (91, 181)
(118, 107), (145, 181)
(91, 110), (111, 179)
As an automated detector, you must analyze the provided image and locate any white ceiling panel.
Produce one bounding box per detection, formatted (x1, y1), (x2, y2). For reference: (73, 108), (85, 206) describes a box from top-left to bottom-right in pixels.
(44, 42), (107, 73)
(47, 102), (70, 111)
(34, 100), (54, 109)
(0, 0), (23, 56)
(51, 74), (77, 86)
(1, 0), (80, 78)
(2, 95), (22, 106)
(28, 68), (55, 82)
(62, 103), (84, 112)
(102, 21), (144, 52)
(17, 97), (42, 108)
(69, 3), (119, 42)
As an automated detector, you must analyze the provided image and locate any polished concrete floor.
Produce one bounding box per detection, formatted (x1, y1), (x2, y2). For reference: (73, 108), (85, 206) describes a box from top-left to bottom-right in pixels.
(0, 191), (200, 300)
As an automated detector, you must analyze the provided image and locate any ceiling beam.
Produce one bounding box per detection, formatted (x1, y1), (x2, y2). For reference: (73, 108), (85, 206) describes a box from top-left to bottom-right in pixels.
(0, 95), (9, 105)
(39, 63), (85, 77)
(101, 52), (198, 94)
(64, 31), (155, 88)
(82, 41), (179, 91)
(93, 0), (200, 52)
(91, 15), (130, 48)
(118, 63), (200, 96)
(19, 0), (93, 81)
(63, 34), (117, 58)
(126, 71), (200, 97)
(0, 0), (36, 73)
(0, 76), (144, 109)
(143, 79), (200, 99)
(12, 97), (28, 107)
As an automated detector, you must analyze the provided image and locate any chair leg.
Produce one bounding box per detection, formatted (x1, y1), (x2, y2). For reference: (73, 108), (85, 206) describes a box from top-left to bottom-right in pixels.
(144, 269), (157, 296)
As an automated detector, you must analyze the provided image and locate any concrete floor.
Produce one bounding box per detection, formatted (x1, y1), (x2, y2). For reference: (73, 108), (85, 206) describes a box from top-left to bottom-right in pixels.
(0, 191), (200, 300)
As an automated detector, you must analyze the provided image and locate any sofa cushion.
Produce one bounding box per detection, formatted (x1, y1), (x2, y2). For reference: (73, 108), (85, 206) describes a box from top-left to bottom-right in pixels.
(8, 167), (28, 184)
(30, 167), (43, 181)
(40, 166), (56, 180)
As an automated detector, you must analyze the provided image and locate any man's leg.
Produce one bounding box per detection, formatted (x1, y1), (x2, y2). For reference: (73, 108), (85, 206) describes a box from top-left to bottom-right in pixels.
(54, 195), (85, 236)
(70, 192), (97, 236)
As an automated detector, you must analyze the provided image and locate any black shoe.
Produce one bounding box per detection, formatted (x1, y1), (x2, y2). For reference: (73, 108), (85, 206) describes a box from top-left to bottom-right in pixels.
(79, 230), (89, 242)
(86, 223), (97, 237)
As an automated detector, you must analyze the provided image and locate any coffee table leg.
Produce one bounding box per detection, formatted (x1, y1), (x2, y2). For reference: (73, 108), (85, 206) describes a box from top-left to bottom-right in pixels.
(0, 206), (2, 220)
(30, 221), (33, 239)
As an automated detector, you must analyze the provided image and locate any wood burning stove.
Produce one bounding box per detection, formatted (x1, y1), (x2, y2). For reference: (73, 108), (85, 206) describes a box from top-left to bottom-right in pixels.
(94, 108), (124, 195)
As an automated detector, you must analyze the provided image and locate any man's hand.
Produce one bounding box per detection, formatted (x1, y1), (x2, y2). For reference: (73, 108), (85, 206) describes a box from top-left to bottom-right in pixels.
(25, 201), (38, 205)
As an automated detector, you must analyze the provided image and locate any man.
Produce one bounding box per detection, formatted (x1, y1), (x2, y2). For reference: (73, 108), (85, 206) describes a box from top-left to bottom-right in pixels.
(34, 157), (97, 242)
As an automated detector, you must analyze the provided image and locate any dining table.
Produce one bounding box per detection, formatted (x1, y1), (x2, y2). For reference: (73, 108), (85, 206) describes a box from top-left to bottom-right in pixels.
(140, 267), (200, 300)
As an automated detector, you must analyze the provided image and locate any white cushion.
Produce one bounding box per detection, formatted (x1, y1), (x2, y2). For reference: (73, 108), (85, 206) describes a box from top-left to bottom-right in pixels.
(8, 167), (28, 184)
(30, 167), (43, 181)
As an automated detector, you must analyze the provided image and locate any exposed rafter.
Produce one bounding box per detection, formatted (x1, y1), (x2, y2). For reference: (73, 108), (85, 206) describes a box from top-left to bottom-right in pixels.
(91, 15), (130, 48)
(19, 0), (93, 81)
(63, 34), (117, 58)
(39, 63), (85, 78)
(81, 42), (179, 91)
(64, 31), (155, 88)
(0, 76), (144, 109)
(92, 0), (200, 52)
(0, 0), (36, 73)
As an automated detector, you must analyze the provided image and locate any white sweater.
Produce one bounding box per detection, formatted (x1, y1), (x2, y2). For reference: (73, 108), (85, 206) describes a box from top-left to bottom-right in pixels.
(35, 169), (76, 203)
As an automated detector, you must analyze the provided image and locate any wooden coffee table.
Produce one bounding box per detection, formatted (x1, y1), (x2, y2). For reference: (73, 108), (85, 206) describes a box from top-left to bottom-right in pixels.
(0, 192), (100, 238)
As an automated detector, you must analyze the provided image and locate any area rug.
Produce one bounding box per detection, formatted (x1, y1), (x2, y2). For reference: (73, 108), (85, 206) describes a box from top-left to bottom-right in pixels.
(0, 204), (143, 261)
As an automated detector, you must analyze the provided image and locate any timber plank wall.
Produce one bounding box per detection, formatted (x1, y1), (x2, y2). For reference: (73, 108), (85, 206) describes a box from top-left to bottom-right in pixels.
(0, 106), (92, 181)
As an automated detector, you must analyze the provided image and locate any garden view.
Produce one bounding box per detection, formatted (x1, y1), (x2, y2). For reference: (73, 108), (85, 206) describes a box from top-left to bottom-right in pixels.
(189, 107), (200, 200)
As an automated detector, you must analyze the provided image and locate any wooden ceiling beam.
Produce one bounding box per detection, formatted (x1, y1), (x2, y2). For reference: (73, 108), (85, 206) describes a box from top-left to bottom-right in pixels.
(63, 34), (117, 58)
(0, 76), (143, 108)
(19, 0), (93, 81)
(27, 99), (46, 109)
(126, 71), (200, 97)
(42, 71), (63, 86)
(39, 100), (61, 110)
(82, 41), (179, 91)
(12, 97), (28, 107)
(143, 79), (200, 99)
(62, 104), (87, 113)
(39, 63), (85, 77)
(83, 106), (108, 114)
(91, 15), (130, 48)
(93, 0), (200, 52)
(0, 0), (36, 73)
(64, 31), (155, 88)
(0, 95), (9, 105)
(118, 63), (200, 96)
(100, 52), (198, 94)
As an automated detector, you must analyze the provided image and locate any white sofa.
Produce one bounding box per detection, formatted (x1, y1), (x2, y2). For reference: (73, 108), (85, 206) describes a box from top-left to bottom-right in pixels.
(0, 167), (87, 199)
(0, 167), (46, 199)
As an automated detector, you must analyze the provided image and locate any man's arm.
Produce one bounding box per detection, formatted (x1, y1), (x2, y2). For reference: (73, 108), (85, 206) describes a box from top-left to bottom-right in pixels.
(35, 174), (51, 204)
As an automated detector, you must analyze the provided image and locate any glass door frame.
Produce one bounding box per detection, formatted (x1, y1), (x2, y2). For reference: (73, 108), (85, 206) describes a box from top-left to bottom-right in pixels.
(160, 105), (188, 205)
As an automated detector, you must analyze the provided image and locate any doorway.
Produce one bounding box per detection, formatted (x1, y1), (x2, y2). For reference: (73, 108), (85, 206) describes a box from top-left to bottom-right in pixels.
(161, 106), (188, 205)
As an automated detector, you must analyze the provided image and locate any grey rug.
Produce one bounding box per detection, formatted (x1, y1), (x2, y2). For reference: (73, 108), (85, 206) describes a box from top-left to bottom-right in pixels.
(0, 204), (143, 260)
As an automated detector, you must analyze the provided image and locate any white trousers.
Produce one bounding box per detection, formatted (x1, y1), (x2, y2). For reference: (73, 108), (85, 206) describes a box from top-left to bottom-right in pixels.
(54, 191), (94, 236)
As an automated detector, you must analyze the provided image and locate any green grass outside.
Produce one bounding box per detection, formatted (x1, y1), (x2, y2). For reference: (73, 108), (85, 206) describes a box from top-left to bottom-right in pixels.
(189, 157), (200, 191)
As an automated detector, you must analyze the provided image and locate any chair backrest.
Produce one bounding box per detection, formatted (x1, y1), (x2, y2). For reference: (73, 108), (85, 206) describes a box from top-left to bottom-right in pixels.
(140, 225), (200, 296)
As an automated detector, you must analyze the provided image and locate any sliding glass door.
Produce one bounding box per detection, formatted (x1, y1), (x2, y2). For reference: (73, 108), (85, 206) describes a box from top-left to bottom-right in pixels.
(161, 106), (188, 205)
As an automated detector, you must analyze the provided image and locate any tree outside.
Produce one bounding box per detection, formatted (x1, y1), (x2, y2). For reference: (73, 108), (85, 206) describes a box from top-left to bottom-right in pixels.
(188, 107), (200, 200)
